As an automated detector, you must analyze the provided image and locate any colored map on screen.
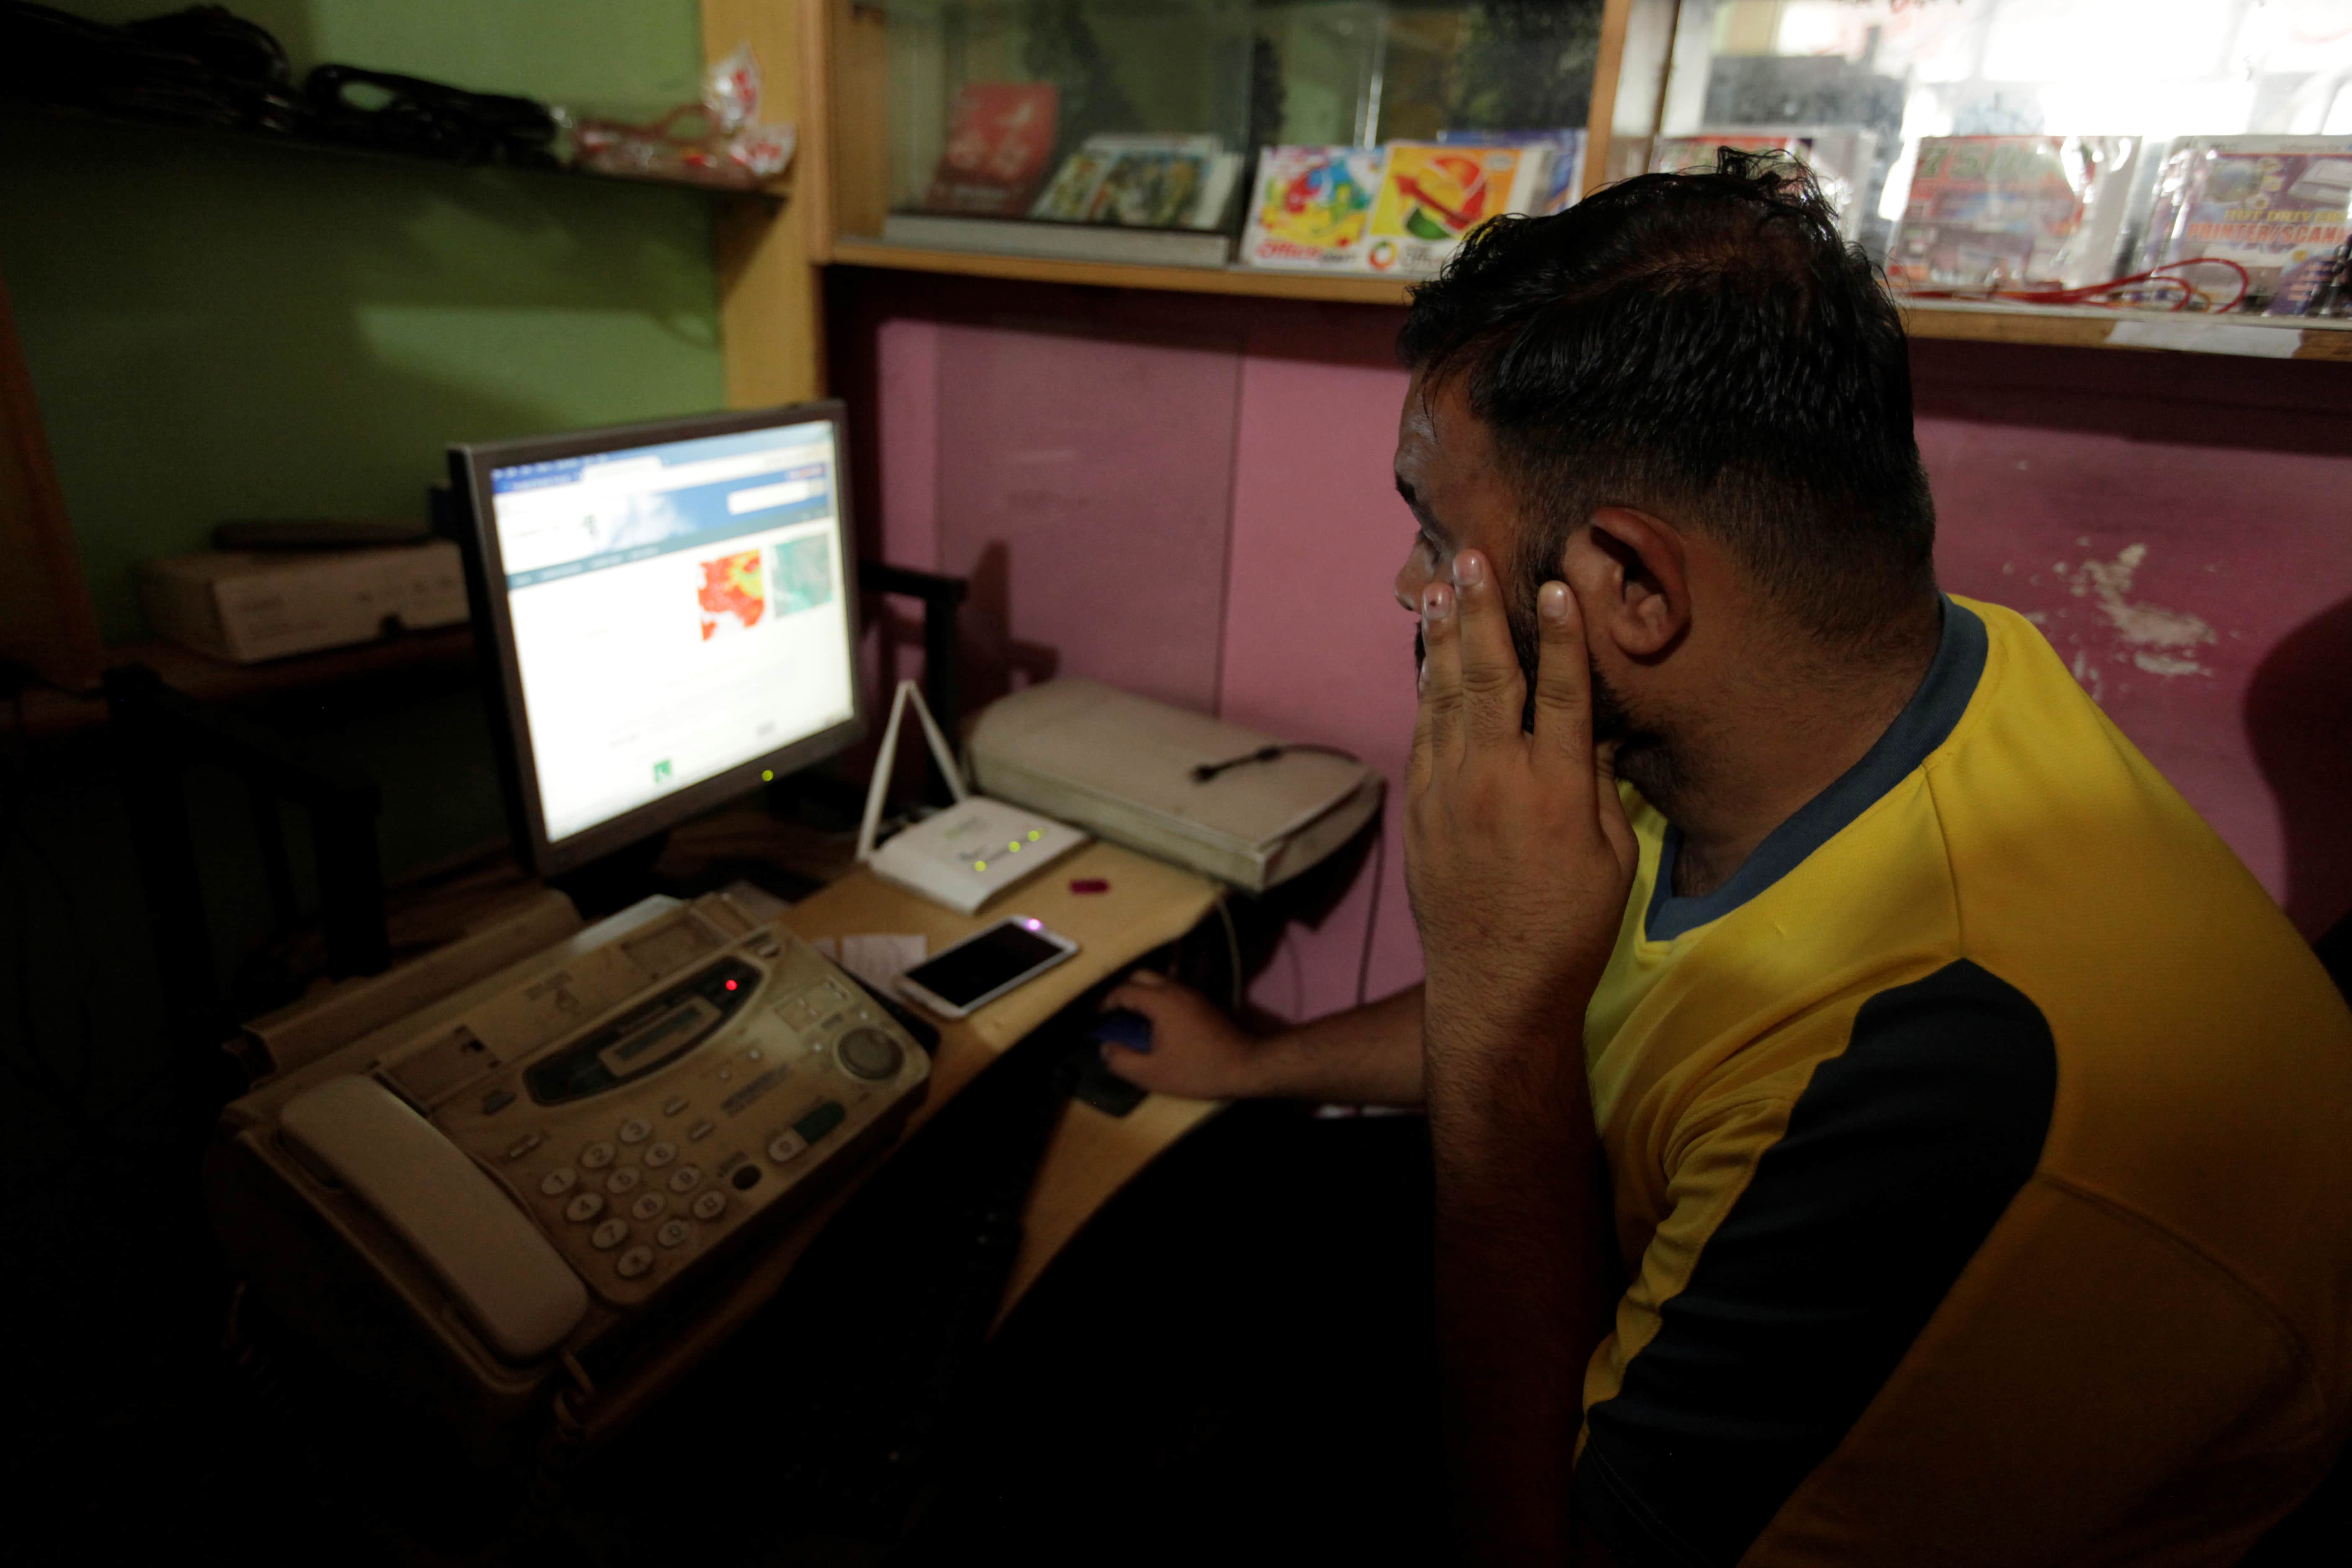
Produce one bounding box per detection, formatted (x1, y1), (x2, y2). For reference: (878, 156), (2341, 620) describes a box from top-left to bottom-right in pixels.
(697, 548), (765, 640)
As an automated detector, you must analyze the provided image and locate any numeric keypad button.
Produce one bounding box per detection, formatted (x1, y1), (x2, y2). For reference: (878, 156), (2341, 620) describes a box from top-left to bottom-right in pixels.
(630, 1192), (666, 1222)
(691, 1190), (726, 1221)
(539, 1167), (578, 1197)
(590, 1218), (628, 1251)
(644, 1140), (677, 1168)
(656, 1219), (691, 1249)
(565, 1192), (605, 1224)
(616, 1246), (654, 1279)
(618, 1118), (652, 1144)
(579, 1141), (616, 1170)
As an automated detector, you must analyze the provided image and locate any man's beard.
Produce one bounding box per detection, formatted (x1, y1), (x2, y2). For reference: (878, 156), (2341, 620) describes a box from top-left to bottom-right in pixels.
(1410, 611), (1632, 745)
(1411, 605), (1674, 801)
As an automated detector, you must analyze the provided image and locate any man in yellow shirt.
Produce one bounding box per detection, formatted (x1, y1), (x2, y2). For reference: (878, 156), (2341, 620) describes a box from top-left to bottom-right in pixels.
(1096, 153), (2352, 1564)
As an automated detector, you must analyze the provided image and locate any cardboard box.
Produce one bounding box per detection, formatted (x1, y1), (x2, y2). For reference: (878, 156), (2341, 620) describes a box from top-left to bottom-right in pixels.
(137, 542), (470, 663)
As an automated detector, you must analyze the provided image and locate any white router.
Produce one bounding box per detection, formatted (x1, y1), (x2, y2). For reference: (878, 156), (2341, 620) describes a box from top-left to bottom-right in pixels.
(856, 680), (1090, 914)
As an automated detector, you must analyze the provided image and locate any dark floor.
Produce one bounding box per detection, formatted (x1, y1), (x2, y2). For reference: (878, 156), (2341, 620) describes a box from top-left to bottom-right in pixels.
(6, 1018), (1443, 1568)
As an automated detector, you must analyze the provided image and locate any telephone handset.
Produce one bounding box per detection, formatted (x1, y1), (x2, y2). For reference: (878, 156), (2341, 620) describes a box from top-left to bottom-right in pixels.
(209, 892), (931, 1436)
(280, 1075), (589, 1363)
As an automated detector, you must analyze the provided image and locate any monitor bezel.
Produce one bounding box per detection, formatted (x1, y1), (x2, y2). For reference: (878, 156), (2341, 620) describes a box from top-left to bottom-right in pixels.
(449, 400), (867, 877)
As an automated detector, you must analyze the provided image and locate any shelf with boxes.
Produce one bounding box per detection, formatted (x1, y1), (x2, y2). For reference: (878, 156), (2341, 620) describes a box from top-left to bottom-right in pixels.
(797, 0), (2352, 360)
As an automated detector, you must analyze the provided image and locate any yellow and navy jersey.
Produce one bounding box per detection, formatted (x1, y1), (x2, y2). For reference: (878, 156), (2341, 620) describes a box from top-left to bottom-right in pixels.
(1574, 596), (2352, 1567)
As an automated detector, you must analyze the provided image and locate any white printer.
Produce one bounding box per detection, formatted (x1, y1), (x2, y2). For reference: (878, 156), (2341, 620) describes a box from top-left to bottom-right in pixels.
(967, 679), (1382, 894)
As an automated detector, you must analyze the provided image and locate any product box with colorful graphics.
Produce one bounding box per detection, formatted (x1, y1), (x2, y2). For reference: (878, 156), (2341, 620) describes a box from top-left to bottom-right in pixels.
(2139, 137), (2352, 316)
(1240, 145), (1389, 271)
(1362, 143), (1553, 277)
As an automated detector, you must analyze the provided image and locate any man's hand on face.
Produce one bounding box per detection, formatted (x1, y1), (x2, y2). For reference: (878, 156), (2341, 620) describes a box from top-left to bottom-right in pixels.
(1407, 550), (1639, 1080)
(1096, 970), (1261, 1100)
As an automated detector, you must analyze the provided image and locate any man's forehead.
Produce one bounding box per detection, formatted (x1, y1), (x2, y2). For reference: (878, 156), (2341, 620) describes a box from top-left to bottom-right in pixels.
(1395, 374), (1487, 484)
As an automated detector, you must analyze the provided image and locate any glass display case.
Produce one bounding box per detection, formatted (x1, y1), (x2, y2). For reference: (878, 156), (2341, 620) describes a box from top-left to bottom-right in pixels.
(851, 0), (1609, 269)
(1640, 0), (2352, 314)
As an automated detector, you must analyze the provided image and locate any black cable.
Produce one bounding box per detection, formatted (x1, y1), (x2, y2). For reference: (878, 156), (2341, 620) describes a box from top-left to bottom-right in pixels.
(1354, 815), (1386, 1010)
(1190, 741), (1360, 784)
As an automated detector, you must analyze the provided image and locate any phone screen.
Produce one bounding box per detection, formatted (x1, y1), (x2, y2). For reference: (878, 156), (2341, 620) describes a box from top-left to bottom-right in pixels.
(902, 923), (1065, 1009)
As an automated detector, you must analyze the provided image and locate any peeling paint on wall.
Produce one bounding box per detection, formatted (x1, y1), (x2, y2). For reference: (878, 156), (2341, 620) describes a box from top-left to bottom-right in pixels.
(2052, 543), (2219, 681)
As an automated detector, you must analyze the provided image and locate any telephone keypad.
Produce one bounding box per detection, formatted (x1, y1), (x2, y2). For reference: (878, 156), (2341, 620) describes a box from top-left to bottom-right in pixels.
(427, 917), (926, 1315)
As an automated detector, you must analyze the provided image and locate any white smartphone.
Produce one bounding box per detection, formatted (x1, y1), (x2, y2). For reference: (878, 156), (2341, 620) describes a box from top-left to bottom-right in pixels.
(893, 916), (1080, 1019)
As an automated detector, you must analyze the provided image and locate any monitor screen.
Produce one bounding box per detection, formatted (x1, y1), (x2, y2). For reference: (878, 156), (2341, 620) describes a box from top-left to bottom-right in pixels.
(453, 404), (864, 872)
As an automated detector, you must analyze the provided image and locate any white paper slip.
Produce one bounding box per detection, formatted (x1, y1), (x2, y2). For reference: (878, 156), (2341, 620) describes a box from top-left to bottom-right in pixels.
(811, 934), (930, 993)
(2105, 317), (2302, 358)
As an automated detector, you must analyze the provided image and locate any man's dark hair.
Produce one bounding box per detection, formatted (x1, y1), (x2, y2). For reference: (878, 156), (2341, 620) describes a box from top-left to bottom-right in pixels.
(1398, 150), (1936, 652)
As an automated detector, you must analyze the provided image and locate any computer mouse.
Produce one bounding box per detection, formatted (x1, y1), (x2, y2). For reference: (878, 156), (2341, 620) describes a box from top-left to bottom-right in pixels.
(1089, 1008), (1154, 1053)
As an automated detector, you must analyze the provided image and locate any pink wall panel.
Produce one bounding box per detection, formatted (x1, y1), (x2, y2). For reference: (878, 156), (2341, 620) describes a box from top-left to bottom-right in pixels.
(1218, 356), (1424, 1020)
(877, 319), (942, 570)
(868, 307), (2352, 1023)
(930, 324), (1242, 716)
(1920, 418), (2352, 936)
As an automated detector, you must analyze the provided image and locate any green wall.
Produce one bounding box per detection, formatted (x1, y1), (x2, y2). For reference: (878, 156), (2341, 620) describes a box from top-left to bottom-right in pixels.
(3, 0), (728, 642)
(0, 5), (742, 1131)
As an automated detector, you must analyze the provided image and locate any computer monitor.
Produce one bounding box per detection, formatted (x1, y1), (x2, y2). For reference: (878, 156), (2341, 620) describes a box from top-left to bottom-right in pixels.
(449, 402), (865, 875)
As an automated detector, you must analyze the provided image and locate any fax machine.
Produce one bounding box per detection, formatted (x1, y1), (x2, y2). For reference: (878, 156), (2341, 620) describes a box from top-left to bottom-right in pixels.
(206, 890), (929, 1446)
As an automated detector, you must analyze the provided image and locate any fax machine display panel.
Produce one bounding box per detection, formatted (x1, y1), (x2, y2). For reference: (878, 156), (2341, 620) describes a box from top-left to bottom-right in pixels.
(489, 420), (856, 846)
(524, 957), (759, 1106)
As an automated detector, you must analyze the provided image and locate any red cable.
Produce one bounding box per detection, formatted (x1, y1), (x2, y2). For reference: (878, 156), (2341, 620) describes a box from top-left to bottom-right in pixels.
(1906, 257), (2251, 314)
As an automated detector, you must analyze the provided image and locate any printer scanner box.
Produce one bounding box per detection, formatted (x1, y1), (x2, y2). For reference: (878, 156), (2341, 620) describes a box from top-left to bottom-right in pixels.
(137, 541), (469, 663)
(967, 679), (1383, 893)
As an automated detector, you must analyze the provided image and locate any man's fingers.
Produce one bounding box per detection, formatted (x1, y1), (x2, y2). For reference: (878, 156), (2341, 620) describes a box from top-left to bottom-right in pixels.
(1529, 580), (1595, 787)
(1414, 577), (1462, 777)
(1449, 550), (1524, 747)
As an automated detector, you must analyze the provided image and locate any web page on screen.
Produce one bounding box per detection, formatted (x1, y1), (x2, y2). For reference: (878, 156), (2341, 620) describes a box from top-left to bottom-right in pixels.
(490, 420), (856, 846)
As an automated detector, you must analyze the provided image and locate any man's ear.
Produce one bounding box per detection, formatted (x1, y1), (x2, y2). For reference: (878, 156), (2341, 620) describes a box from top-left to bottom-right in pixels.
(1562, 505), (1688, 659)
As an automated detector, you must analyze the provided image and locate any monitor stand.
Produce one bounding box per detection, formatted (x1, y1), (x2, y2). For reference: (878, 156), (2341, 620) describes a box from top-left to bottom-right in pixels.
(546, 830), (672, 921)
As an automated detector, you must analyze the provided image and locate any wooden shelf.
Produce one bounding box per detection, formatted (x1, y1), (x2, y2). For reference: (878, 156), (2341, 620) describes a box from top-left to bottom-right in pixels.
(828, 238), (1413, 304)
(1, 96), (788, 207)
(827, 237), (2352, 360)
(21, 626), (477, 739)
(1900, 300), (2352, 362)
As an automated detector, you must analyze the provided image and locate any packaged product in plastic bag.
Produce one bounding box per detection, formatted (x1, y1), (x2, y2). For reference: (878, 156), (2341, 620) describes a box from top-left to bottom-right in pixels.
(559, 43), (794, 190)
(2137, 137), (2352, 316)
(1886, 136), (2138, 294)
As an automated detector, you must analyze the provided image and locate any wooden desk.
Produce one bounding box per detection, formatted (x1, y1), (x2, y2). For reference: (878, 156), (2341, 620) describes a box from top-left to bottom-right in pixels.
(573, 839), (1223, 1442)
